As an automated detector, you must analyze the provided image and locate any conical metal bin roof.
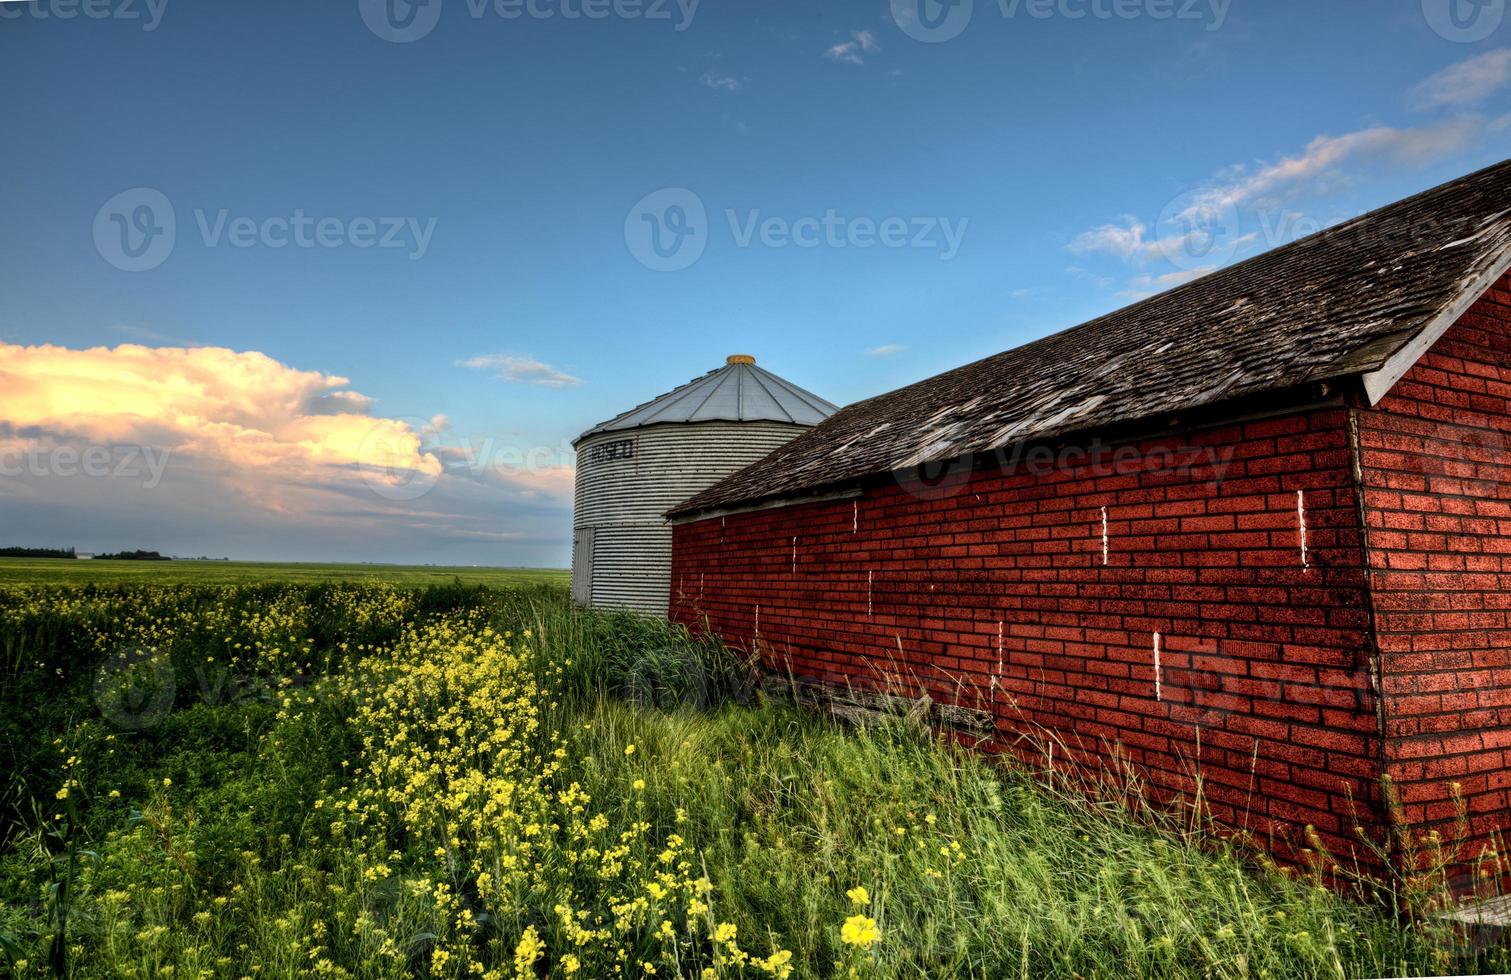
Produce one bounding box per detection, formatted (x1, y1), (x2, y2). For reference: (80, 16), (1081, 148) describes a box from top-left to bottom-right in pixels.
(574, 355), (838, 444)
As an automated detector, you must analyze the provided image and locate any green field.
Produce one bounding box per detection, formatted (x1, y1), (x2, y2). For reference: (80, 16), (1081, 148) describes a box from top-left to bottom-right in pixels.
(0, 557), (568, 588)
(0, 577), (1502, 978)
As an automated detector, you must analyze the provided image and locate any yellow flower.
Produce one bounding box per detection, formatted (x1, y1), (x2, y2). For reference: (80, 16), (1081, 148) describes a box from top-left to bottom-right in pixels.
(846, 886), (869, 906)
(633, 779), (646, 791)
(162, 778), (172, 788)
(840, 915), (880, 947)
(513, 925), (543, 976)
(714, 922), (738, 944)
(625, 744), (636, 757)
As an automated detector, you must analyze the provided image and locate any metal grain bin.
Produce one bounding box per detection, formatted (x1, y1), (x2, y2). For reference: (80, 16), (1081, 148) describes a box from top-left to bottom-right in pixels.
(571, 355), (837, 616)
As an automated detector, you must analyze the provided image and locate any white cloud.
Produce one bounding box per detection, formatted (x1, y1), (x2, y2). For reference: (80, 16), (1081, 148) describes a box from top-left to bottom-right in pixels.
(1069, 215), (1150, 262)
(1117, 267), (1217, 301)
(458, 354), (583, 388)
(0, 342), (576, 565)
(1070, 117), (1479, 272)
(1069, 51), (1498, 286)
(826, 30), (880, 66)
(700, 70), (742, 93)
(865, 344), (906, 357)
(1409, 49), (1511, 111)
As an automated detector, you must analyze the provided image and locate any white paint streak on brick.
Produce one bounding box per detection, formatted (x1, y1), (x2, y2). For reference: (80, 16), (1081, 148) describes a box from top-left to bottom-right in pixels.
(755, 603), (760, 636)
(867, 570), (873, 617)
(792, 536), (798, 574)
(996, 619), (1004, 675)
(1297, 489), (1309, 568)
(1153, 631), (1163, 701)
(853, 500), (859, 534)
(1101, 506), (1109, 566)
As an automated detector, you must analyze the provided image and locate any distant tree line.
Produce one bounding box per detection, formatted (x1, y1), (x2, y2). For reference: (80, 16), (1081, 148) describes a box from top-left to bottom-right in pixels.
(0, 547), (76, 559)
(95, 550), (171, 561)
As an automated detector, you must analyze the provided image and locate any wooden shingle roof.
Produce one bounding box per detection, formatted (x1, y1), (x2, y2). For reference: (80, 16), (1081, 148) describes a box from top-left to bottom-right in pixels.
(671, 159), (1511, 519)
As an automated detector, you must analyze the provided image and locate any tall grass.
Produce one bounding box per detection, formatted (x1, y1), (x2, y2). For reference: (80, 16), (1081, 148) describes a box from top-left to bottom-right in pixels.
(0, 582), (1502, 978)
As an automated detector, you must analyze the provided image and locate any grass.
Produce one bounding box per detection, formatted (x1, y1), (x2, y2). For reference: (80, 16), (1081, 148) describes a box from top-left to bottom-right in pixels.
(0, 579), (1502, 978)
(0, 557), (569, 588)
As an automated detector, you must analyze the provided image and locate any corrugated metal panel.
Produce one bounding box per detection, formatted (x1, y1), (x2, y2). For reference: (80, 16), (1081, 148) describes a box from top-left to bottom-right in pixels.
(572, 421), (812, 616)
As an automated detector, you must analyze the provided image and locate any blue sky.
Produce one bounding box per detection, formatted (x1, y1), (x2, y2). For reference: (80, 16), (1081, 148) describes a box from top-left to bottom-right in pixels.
(2, 0), (1510, 565)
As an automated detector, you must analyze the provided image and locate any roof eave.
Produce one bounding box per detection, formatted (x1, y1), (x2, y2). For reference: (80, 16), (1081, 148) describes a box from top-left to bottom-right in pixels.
(1359, 240), (1511, 405)
(670, 375), (1358, 521)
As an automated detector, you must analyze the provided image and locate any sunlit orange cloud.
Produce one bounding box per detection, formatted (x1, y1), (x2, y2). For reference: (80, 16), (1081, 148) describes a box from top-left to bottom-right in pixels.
(0, 342), (439, 482)
(0, 342), (576, 564)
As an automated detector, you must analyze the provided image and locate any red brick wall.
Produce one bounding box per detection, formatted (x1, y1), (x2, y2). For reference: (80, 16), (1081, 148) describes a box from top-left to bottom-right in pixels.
(1355, 270), (1511, 881)
(672, 410), (1385, 863)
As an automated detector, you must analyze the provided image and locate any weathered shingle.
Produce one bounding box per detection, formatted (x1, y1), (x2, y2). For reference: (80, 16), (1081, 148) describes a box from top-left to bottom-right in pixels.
(672, 159), (1511, 518)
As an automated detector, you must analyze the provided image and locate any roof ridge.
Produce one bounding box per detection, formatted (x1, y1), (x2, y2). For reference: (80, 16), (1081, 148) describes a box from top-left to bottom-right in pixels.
(672, 157), (1511, 517)
(848, 158), (1511, 414)
(740, 364), (795, 423)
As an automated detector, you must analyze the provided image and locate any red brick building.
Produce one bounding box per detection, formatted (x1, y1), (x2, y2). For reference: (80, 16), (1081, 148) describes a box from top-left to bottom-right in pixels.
(668, 161), (1511, 881)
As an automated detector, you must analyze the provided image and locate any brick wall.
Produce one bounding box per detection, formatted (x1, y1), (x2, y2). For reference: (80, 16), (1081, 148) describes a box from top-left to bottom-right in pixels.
(672, 409), (1385, 864)
(1355, 269), (1511, 881)
(672, 272), (1511, 879)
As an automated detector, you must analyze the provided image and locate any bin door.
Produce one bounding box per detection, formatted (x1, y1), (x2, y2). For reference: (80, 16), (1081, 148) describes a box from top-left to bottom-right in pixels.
(571, 528), (594, 604)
